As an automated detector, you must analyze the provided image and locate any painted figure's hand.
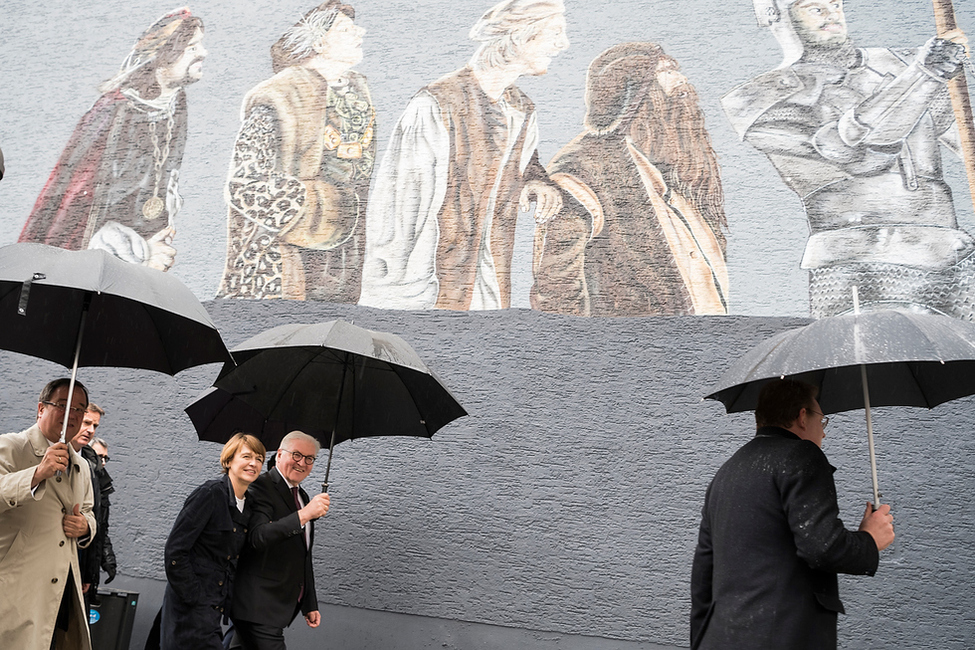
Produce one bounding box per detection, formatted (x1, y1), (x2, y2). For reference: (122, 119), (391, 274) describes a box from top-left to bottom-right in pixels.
(941, 28), (969, 56)
(62, 503), (90, 539)
(921, 34), (967, 80)
(166, 169), (184, 222)
(520, 181), (563, 224)
(859, 501), (895, 551)
(144, 227), (177, 272)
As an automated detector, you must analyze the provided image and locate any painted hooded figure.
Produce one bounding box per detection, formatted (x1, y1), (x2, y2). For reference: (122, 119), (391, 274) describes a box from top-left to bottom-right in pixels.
(531, 42), (729, 316)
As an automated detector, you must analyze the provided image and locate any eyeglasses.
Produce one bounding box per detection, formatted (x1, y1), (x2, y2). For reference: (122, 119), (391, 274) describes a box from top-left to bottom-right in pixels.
(98, 454), (110, 463)
(41, 401), (88, 415)
(281, 449), (317, 465)
(809, 409), (830, 429)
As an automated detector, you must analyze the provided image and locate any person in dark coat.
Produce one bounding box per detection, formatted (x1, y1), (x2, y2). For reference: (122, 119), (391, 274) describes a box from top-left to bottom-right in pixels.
(70, 405), (116, 610)
(690, 379), (895, 650)
(160, 433), (266, 650)
(89, 436), (117, 584)
(230, 431), (331, 649)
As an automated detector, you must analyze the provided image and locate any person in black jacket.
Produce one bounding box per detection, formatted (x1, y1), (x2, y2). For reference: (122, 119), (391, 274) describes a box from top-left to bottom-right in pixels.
(70, 404), (116, 611)
(89, 435), (117, 584)
(160, 433), (266, 650)
(690, 378), (895, 650)
(231, 431), (331, 649)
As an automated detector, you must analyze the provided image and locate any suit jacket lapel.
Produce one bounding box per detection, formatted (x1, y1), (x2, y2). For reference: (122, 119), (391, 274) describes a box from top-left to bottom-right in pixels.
(270, 467), (298, 514)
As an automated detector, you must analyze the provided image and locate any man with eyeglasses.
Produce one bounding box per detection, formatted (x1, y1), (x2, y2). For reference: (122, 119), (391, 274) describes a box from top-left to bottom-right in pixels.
(0, 378), (97, 650)
(231, 431), (330, 649)
(691, 378), (895, 650)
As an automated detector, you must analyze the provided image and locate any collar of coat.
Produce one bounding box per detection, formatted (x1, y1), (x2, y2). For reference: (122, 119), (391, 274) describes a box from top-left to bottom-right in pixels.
(754, 425), (801, 441)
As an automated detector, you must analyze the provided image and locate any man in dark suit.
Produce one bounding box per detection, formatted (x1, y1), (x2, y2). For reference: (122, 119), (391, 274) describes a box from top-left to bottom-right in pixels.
(231, 431), (331, 649)
(690, 379), (895, 650)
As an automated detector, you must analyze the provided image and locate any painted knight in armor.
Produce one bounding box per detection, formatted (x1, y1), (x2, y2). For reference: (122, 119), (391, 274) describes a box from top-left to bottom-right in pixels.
(723, 0), (972, 318)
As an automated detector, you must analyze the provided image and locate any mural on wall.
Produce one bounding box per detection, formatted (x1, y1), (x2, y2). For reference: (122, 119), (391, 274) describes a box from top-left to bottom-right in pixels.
(217, 1), (376, 302)
(531, 42), (729, 317)
(723, 0), (974, 319)
(357, 0), (568, 311)
(18, 8), (206, 273)
(2, 0), (972, 320)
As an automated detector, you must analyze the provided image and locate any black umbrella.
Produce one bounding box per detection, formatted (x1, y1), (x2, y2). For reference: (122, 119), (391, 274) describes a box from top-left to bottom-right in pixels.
(705, 307), (975, 506)
(0, 243), (232, 440)
(185, 320), (467, 490)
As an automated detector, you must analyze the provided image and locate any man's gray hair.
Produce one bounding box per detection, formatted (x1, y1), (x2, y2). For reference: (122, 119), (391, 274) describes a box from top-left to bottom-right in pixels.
(92, 437), (108, 449)
(469, 0), (565, 70)
(279, 430), (322, 454)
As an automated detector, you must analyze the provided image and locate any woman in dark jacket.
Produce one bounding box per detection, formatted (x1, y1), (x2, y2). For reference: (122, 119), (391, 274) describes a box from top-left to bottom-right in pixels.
(160, 433), (266, 650)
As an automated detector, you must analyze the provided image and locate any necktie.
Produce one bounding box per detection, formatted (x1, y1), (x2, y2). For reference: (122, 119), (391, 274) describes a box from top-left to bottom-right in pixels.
(291, 486), (306, 603)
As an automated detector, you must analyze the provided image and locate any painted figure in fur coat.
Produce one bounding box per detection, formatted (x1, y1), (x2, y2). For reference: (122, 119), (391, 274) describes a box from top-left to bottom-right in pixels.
(218, 1), (375, 303)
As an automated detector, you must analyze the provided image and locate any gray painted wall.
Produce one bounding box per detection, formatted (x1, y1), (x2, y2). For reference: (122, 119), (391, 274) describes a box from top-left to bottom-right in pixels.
(2, 301), (974, 648)
(1, 0), (972, 315)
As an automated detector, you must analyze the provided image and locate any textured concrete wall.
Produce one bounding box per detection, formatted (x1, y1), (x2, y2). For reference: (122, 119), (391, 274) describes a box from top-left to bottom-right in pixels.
(2, 300), (974, 648)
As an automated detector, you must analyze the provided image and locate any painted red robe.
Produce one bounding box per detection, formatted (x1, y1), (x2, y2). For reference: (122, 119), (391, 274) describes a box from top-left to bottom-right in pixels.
(19, 90), (188, 251)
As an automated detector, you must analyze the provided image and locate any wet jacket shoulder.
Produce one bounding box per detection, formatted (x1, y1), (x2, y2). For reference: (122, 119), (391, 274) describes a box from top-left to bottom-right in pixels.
(690, 426), (878, 650)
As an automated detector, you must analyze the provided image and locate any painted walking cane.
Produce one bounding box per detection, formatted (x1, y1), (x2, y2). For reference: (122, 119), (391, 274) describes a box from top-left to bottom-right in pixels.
(932, 0), (975, 214)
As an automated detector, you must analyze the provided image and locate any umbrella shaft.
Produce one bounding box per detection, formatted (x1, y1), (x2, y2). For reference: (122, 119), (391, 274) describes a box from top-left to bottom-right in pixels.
(322, 353), (349, 492)
(860, 364), (881, 508)
(59, 302), (89, 443)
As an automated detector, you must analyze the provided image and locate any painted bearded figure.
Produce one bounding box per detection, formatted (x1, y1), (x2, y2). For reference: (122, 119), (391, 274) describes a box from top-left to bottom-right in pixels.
(723, 0), (972, 319)
(531, 42), (729, 316)
(218, 1), (375, 302)
(20, 8), (206, 272)
(359, 0), (568, 311)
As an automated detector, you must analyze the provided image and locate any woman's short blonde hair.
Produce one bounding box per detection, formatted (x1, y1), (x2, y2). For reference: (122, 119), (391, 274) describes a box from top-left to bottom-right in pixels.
(220, 433), (267, 474)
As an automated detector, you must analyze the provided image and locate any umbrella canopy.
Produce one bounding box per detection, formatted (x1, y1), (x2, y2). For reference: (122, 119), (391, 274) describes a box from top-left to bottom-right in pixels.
(185, 320), (467, 488)
(705, 308), (975, 507)
(705, 309), (975, 414)
(0, 243), (231, 374)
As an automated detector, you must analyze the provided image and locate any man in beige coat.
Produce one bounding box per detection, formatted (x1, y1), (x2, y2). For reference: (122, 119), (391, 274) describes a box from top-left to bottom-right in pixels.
(0, 379), (97, 650)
